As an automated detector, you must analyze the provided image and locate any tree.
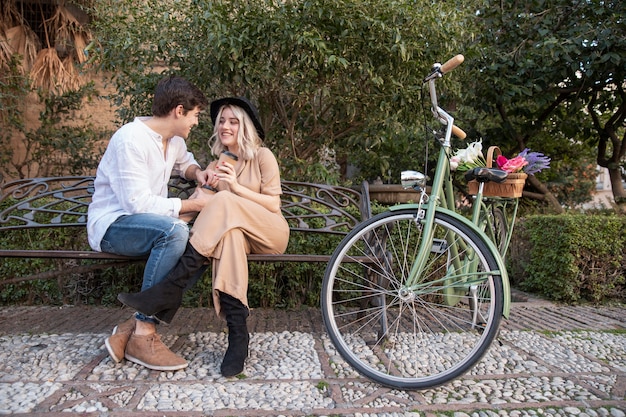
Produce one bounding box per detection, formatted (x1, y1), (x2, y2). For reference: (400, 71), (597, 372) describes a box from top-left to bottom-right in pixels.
(465, 0), (626, 212)
(89, 0), (473, 183)
(0, 0), (103, 180)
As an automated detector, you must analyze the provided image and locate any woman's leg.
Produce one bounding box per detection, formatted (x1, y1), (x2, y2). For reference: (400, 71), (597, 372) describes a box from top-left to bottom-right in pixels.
(189, 193), (289, 376)
(117, 242), (208, 321)
(210, 228), (251, 316)
(202, 228), (250, 376)
(218, 290), (249, 377)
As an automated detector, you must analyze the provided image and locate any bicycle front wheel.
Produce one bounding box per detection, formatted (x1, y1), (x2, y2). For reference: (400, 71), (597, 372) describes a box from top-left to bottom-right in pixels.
(321, 208), (504, 390)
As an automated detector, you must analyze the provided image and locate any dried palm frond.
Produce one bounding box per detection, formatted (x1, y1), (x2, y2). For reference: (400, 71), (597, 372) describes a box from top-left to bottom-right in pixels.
(46, 4), (92, 62)
(0, 32), (12, 69)
(62, 55), (81, 91)
(0, 1), (21, 30)
(46, 3), (84, 34)
(30, 47), (66, 93)
(3, 24), (40, 72)
(72, 31), (89, 63)
(0, 1), (22, 68)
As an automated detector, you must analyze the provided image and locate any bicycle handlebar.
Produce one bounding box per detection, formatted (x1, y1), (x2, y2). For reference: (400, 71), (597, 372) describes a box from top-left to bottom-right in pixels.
(451, 125), (466, 139)
(439, 54), (464, 74)
(425, 54), (467, 139)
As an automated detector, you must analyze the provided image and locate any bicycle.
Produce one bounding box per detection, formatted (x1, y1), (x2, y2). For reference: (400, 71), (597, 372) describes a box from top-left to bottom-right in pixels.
(321, 55), (516, 390)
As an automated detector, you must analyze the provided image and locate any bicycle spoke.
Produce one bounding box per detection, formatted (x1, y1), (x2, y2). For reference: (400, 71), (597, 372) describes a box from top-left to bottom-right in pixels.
(322, 209), (504, 389)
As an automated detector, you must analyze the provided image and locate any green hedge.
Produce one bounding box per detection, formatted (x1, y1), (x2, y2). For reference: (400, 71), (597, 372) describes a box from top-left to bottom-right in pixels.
(0, 227), (345, 308)
(0, 227), (146, 306)
(508, 214), (626, 303)
(247, 231), (346, 309)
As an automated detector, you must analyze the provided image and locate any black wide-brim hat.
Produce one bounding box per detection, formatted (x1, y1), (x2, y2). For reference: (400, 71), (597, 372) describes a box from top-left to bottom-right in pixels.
(210, 96), (265, 140)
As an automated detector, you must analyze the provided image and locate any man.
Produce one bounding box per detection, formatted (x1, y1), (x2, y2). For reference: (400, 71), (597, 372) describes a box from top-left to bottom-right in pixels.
(87, 75), (212, 371)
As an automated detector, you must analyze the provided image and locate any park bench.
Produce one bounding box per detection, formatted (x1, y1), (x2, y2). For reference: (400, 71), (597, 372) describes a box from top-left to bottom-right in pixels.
(0, 176), (372, 286)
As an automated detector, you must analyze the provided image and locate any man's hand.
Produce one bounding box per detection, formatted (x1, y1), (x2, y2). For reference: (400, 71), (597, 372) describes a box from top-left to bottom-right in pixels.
(196, 168), (219, 189)
(180, 186), (212, 216)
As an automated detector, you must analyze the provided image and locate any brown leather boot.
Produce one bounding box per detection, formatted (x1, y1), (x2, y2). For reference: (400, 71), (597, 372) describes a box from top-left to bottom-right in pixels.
(124, 332), (188, 371)
(104, 317), (136, 363)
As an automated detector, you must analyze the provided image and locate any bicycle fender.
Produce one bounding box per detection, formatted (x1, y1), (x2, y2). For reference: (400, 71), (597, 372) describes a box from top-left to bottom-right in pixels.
(389, 203), (511, 318)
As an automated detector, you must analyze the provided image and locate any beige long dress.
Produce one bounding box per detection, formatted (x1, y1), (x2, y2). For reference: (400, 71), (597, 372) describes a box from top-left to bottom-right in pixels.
(189, 147), (289, 317)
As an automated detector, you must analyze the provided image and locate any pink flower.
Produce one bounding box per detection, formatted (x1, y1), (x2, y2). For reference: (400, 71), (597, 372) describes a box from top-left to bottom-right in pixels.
(498, 155), (528, 173)
(496, 155), (508, 169)
(450, 156), (461, 171)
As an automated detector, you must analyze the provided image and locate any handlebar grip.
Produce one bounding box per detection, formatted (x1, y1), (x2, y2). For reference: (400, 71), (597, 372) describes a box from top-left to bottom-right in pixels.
(452, 125), (467, 140)
(439, 54), (464, 74)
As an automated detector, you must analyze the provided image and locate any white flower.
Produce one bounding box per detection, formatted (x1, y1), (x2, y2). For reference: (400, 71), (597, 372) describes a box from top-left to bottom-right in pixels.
(454, 148), (467, 160)
(450, 139), (485, 172)
(465, 140), (483, 163)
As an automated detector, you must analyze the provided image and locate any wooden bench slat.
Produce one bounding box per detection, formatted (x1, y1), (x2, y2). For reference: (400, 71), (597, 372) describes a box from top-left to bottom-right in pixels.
(0, 250), (146, 260)
(0, 250), (375, 263)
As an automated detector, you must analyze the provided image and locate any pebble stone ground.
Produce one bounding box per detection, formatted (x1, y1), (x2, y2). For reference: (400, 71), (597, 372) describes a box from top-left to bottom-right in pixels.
(0, 292), (624, 417)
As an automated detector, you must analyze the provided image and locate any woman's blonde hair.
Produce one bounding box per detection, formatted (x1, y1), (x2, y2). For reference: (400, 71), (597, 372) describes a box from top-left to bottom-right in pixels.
(209, 104), (262, 161)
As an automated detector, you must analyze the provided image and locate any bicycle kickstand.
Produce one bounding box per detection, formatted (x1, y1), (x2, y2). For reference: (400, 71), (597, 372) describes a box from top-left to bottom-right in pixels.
(469, 284), (480, 329)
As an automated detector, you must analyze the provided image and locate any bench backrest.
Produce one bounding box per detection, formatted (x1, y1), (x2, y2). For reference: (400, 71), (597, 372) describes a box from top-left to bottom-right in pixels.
(0, 176), (370, 235)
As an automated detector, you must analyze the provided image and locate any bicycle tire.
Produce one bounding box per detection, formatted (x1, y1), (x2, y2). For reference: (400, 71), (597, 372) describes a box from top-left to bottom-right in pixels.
(480, 205), (508, 256)
(321, 208), (504, 390)
(491, 206), (508, 255)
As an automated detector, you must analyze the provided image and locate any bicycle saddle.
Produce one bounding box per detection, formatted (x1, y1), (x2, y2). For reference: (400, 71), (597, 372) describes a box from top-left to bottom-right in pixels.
(464, 167), (509, 183)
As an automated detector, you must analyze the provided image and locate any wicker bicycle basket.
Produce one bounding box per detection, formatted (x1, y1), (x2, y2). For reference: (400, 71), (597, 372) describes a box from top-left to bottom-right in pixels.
(467, 146), (527, 198)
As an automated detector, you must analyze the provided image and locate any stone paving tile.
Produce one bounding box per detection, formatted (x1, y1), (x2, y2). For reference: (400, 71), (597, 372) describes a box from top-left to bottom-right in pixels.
(0, 302), (624, 416)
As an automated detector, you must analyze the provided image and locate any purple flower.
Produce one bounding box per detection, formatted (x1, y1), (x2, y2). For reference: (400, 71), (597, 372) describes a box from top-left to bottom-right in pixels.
(518, 148), (551, 175)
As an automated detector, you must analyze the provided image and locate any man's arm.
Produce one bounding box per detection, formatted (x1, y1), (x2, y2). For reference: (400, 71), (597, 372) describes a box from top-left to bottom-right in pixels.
(180, 165), (212, 215)
(184, 164), (203, 183)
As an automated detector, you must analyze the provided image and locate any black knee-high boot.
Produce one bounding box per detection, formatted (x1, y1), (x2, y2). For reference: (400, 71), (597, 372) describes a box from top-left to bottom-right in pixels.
(154, 307), (178, 325)
(154, 263), (210, 324)
(117, 243), (207, 322)
(219, 291), (249, 377)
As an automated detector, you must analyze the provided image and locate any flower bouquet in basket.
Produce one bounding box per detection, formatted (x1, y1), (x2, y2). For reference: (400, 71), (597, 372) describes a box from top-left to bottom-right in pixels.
(450, 140), (550, 198)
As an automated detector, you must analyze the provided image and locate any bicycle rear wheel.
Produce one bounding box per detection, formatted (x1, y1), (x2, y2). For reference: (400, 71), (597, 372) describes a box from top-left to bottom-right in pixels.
(479, 204), (508, 255)
(321, 208), (504, 390)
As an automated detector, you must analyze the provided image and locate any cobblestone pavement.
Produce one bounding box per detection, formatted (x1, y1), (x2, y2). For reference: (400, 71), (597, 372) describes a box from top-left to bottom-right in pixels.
(0, 295), (624, 417)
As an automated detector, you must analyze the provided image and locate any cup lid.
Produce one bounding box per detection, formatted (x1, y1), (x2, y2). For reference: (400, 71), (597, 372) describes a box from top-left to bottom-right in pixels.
(221, 150), (239, 160)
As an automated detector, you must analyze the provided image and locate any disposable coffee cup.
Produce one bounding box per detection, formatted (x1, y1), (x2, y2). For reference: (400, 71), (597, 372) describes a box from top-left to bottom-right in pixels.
(218, 150), (239, 166)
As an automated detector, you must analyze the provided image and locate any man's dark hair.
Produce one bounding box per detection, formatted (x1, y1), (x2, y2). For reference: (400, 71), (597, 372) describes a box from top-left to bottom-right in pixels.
(152, 75), (208, 117)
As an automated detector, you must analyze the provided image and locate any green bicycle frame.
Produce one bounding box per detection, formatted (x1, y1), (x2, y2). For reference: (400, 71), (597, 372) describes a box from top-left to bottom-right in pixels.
(472, 195), (520, 258)
(389, 119), (512, 318)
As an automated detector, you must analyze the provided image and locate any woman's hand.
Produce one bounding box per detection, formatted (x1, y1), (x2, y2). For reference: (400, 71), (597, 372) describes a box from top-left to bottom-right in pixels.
(197, 168), (219, 189)
(216, 162), (281, 212)
(216, 162), (239, 191)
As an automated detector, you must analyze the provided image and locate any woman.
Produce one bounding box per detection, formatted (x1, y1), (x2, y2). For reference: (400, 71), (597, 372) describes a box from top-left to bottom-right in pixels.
(117, 97), (290, 377)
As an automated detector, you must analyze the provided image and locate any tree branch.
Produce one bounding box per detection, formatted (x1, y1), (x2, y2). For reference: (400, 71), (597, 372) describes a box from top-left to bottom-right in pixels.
(527, 175), (564, 213)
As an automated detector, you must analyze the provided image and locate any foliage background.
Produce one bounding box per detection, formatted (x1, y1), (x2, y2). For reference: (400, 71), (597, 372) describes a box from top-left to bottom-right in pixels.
(2, 0), (624, 207)
(1, 0), (625, 306)
(88, 0), (472, 184)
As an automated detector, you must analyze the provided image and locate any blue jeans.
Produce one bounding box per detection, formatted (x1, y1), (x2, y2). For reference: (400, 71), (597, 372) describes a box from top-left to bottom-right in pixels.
(101, 213), (190, 323)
